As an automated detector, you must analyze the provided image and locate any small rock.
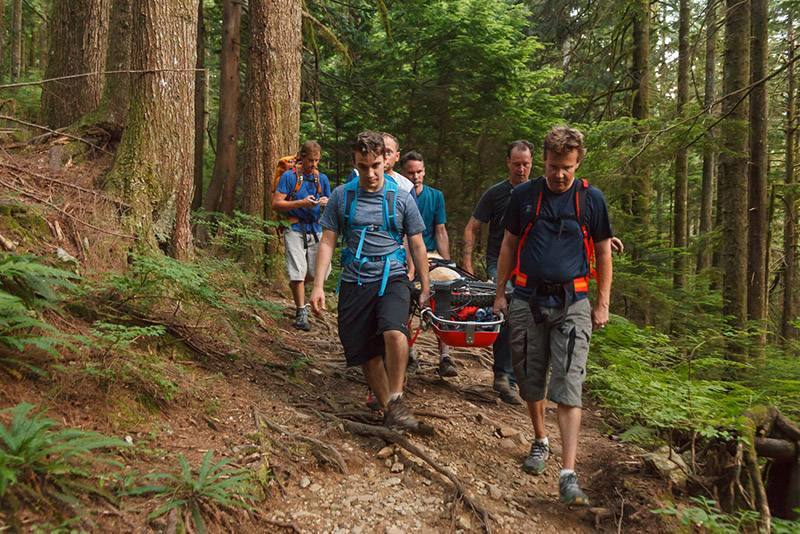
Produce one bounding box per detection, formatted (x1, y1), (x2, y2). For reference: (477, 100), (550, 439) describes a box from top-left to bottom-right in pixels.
(457, 515), (472, 530)
(124, 435), (133, 444)
(386, 477), (402, 486)
(357, 494), (374, 503)
(299, 476), (311, 489)
(475, 413), (485, 424)
(488, 484), (502, 500)
(386, 527), (403, 534)
(377, 446), (394, 459)
(309, 483), (322, 492)
(499, 438), (517, 451)
(391, 462), (404, 473)
(499, 426), (520, 438)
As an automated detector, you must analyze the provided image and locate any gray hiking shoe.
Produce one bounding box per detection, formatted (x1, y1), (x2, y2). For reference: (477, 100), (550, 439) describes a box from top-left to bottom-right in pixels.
(492, 374), (511, 393)
(406, 354), (420, 375)
(559, 472), (589, 505)
(383, 397), (418, 430)
(499, 388), (524, 405)
(294, 306), (310, 331)
(522, 441), (549, 475)
(438, 356), (458, 377)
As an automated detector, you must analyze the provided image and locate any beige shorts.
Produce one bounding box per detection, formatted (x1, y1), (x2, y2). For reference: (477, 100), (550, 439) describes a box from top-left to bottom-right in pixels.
(284, 229), (331, 281)
(508, 297), (592, 407)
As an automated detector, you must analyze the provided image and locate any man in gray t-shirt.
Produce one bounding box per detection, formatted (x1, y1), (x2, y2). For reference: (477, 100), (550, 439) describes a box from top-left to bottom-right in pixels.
(311, 131), (430, 431)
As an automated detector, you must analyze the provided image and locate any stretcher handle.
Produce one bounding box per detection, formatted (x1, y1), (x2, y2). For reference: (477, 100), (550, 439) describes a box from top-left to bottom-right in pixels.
(420, 307), (504, 327)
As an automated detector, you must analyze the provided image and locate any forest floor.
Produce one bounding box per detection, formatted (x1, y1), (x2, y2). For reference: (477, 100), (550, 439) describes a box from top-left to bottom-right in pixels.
(0, 148), (683, 533)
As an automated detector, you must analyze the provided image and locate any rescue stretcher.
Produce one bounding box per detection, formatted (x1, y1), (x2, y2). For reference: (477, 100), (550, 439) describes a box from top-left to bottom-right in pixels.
(410, 258), (511, 348)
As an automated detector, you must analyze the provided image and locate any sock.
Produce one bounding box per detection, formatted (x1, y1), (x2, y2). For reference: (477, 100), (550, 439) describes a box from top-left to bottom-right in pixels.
(560, 469), (575, 478)
(388, 392), (403, 402)
(408, 346), (417, 360)
(534, 437), (549, 446)
(439, 353), (451, 362)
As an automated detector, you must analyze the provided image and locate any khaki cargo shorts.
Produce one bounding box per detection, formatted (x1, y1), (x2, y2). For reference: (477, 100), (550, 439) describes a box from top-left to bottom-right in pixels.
(508, 297), (592, 407)
(284, 229), (331, 281)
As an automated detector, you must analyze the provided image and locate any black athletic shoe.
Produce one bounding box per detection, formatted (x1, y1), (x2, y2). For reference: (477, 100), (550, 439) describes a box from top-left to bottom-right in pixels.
(438, 356), (458, 377)
(294, 306), (310, 331)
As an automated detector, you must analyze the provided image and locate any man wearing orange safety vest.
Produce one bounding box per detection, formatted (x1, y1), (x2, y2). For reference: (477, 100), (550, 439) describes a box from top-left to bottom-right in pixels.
(492, 126), (614, 506)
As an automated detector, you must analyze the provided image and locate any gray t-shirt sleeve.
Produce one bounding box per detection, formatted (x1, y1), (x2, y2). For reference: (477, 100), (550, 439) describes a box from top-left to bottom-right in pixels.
(400, 191), (425, 237)
(320, 185), (345, 234)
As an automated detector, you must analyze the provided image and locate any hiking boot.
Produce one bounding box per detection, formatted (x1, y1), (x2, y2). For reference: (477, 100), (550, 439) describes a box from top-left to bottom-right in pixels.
(499, 388), (524, 405)
(522, 441), (549, 475)
(438, 356), (458, 377)
(406, 354), (420, 375)
(559, 472), (589, 505)
(383, 397), (418, 430)
(365, 389), (380, 411)
(294, 306), (310, 331)
(492, 374), (511, 393)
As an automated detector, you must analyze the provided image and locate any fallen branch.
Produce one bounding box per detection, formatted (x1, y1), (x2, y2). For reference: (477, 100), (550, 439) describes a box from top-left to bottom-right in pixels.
(0, 115), (113, 155)
(251, 406), (348, 474)
(321, 413), (494, 533)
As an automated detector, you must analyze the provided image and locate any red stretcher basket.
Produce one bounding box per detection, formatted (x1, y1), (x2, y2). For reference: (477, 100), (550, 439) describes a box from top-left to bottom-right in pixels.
(421, 307), (504, 347)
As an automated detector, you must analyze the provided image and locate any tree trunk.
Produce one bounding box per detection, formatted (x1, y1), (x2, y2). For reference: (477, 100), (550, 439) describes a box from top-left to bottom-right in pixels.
(10, 0), (21, 80)
(673, 0), (689, 291)
(37, 19), (47, 71)
(192, 0), (205, 212)
(631, 0), (651, 232)
(78, 0), (133, 140)
(698, 0), (718, 273)
(40, 0), (111, 129)
(0, 0), (5, 82)
(783, 14), (797, 341)
(747, 0), (768, 354)
(241, 0), (301, 272)
(720, 0), (750, 345)
(204, 0), (241, 216)
(107, 0), (197, 260)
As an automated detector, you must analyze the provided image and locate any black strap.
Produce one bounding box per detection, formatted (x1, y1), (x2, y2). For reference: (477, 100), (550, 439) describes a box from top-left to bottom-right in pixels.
(527, 279), (575, 326)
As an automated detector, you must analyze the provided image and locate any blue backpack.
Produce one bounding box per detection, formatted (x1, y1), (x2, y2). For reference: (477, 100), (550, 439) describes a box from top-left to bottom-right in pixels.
(338, 176), (406, 296)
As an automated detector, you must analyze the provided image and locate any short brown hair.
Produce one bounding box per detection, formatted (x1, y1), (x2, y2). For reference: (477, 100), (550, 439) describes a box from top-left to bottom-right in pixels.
(299, 140), (321, 158)
(542, 126), (586, 161)
(381, 132), (399, 151)
(352, 131), (385, 160)
(507, 140), (534, 159)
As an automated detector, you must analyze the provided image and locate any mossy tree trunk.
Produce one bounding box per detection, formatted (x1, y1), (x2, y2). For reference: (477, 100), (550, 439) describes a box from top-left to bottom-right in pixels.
(720, 0), (750, 344)
(630, 0), (651, 233)
(192, 0), (206, 212)
(107, 0), (198, 260)
(10, 0), (21, 80)
(783, 12), (797, 341)
(204, 0), (241, 216)
(697, 0), (717, 274)
(672, 0), (689, 292)
(78, 0), (133, 141)
(747, 0), (768, 355)
(241, 0), (301, 274)
(40, 0), (111, 129)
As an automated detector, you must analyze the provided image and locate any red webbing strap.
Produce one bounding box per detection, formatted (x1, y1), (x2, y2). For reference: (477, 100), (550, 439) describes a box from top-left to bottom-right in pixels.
(510, 188), (544, 288)
(407, 317), (422, 347)
(576, 179), (596, 279)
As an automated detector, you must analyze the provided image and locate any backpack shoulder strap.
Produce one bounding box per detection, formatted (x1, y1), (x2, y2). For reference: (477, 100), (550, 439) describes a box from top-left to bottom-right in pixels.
(382, 176), (401, 242)
(528, 176), (547, 224)
(342, 178), (359, 242)
(575, 178), (589, 230)
(286, 167), (304, 201)
(313, 170), (322, 196)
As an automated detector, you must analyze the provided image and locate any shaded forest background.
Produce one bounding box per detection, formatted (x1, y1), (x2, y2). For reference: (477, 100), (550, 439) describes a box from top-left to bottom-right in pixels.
(2, 0), (800, 530)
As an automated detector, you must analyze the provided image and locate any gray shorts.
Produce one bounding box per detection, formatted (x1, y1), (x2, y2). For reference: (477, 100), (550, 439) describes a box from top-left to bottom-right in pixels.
(508, 297), (592, 407)
(284, 229), (331, 281)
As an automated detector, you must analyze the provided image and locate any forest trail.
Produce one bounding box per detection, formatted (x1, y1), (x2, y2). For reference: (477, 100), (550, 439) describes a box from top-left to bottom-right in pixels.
(0, 154), (675, 534)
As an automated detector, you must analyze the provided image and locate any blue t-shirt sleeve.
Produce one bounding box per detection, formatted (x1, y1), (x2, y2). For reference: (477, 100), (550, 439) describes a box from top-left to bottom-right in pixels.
(319, 173), (332, 197)
(276, 170), (297, 195)
(346, 169), (358, 183)
(588, 188), (613, 242)
(410, 186), (418, 203)
(320, 186), (344, 234)
(401, 192), (426, 237)
(434, 190), (447, 225)
(502, 184), (526, 236)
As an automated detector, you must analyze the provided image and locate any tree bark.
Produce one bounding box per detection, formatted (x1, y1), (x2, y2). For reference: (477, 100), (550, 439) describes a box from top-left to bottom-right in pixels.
(783, 14), (797, 341)
(107, 0), (197, 260)
(192, 0), (205, 212)
(747, 0), (768, 354)
(631, 0), (651, 232)
(10, 0), (21, 80)
(697, 0), (718, 273)
(673, 0), (689, 291)
(78, 0), (133, 140)
(204, 0), (241, 216)
(40, 0), (111, 129)
(0, 0), (4, 82)
(37, 19), (47, 71)
(720, 0), (750, 344)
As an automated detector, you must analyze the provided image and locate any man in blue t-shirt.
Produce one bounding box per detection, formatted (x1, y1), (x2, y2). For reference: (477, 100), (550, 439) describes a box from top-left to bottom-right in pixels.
(310, 131), (430, 431)
(271, 140), (332, 331)
(492, 126), (614, 506)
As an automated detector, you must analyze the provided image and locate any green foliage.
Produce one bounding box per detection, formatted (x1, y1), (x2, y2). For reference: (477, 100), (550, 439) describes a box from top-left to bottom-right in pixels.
(653, 497), (800, 533)
(0, 252), (77, 360)
(193, 210), (282, 260)
(129, 449), (257, 534)
(87, 321), (166, 354)
(0, 402), (129, 505)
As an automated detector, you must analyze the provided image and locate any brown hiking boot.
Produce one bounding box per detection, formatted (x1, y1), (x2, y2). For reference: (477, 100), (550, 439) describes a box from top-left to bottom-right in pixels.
(383, 397), (418, 430)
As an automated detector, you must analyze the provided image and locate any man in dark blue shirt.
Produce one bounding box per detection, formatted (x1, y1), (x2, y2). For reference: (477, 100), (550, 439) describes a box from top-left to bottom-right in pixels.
(493, 126), (614, 506)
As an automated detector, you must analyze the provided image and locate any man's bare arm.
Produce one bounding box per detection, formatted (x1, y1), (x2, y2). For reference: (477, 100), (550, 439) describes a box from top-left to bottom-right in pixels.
(591, 238), (613, 330)
(492, 230), (519, 317)
(434, 224), (450, 260)
(462, 217), (483, 273)
(309, 229), (338, 315)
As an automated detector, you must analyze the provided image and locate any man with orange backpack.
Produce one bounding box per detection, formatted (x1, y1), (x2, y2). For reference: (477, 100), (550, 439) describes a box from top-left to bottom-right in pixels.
(272, 140), (332, 331)
(492, 126), (614, 506)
